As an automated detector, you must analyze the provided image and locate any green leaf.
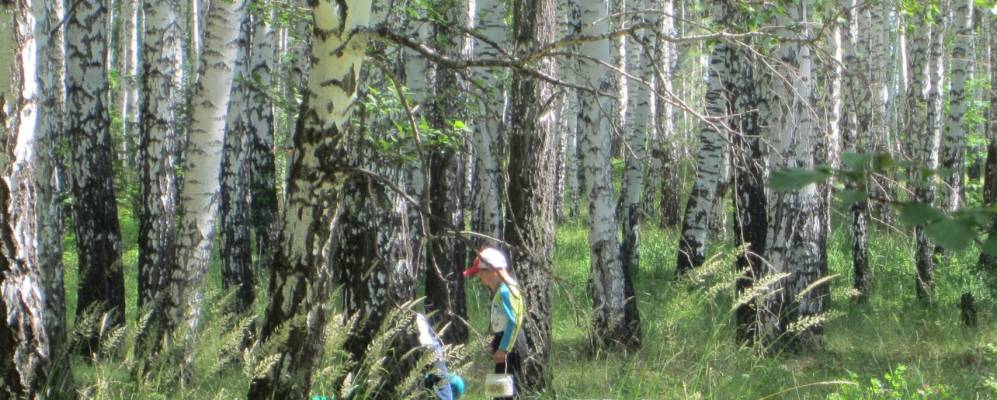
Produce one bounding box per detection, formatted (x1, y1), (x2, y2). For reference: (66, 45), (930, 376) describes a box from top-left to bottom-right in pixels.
(769, 168), (831, 192)
(899, 202), (945, 226)
(836, 190), (868, 205)
(841, 152), (872, 173)
(924, 218), (976, 251)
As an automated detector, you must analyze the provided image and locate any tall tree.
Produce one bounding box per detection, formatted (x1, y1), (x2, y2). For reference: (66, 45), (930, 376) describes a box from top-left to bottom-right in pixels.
(909, 4), (942, 299)
(66, 0), (127, 354)
(578, 0), (639, 350)
(645, 0), (681, 229)
(219, 9), (255, 316)
(727, 3), (767, 343)
(471, 0), (507, 239)
(940, 0), (974, 213)
(504, 0), (558, 391)
(675, 2), (731, 276)
(248, 5), (279, 275)
(118, 0), (141, 159)
(248, 0), (372, 397)
(3, 0), (73, 395)
(151, 0), (248, 353)
(425, 0), (470, 345)
(137, 0), (183, 316)
(841, 0), (871, 301)
(758, 0), (827, 349)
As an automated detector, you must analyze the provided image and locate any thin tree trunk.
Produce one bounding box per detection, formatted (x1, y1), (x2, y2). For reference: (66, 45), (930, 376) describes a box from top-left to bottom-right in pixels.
(504, 0), (557, 391)
(842, 0), (870, 301)
(470, 0), (506, 241)
(248, 1), (371, 397)
(219, 12), (255, 316)
(119, 0), (141, 163)
(66, 0), (126, 355)
(248, 6), (279, 276)
(940, 0), (973, 213)
(676, 4), (730, 276)
(4, 0), (73, 394)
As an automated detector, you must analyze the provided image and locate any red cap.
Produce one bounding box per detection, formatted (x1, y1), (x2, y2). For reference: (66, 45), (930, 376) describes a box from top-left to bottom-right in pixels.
(463, 257), (482, 277)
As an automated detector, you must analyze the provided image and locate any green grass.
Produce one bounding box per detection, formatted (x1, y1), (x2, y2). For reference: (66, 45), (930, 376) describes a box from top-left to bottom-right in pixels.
(62, 203), (997, 398)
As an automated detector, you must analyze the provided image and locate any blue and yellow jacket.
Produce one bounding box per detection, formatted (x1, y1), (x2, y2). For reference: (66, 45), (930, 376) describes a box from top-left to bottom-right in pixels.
(490, 282), (524, 352)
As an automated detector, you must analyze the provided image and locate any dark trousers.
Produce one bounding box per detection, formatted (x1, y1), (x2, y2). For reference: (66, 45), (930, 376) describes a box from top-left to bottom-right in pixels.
(489, 332), (527, 400)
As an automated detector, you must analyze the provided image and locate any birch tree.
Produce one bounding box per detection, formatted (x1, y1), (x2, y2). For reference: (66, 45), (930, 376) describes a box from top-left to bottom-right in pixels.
(137, 0), (184, 314)
(248, 6), (279, 273)
(841, 0), (871, 300)
(471, 0), (506, 238)
(577, 0), (639, 350)
(676, 2), (731, 276)
(727, 4), (767, 343)
(219, 11), (255, 316)
(3, 0), (73, 394)
(759, 0), (827, 349)
(504, 0), (557, 390)
(248, 1), (371, 397)
(940, 0), (973, 213)
(66, 0), (126, 353)
(118, 0), (141, 158)
(154, 0), (247, 346)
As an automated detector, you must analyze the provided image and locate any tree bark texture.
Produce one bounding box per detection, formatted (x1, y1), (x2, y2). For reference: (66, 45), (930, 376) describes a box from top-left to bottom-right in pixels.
(4, 0), (72, 395)
(248, 1), (371, 397)
(138, 0), (183, 314)
(676, 4), (730, 276)
(759, 1), (827, 350)
(471, 0), (506, 240)
(66, 0), (126, 354)
(841, 0), (871, 301)
(219, 12), (255, 316)
(157, 0), (247, 348)
(504, 0), (558, 392)
(940, 0), (973, 213)
(248, 8), (279, 276)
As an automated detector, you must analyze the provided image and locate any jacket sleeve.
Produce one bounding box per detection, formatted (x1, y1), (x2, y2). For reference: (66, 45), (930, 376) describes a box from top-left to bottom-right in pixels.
(497, 286), (519, 352)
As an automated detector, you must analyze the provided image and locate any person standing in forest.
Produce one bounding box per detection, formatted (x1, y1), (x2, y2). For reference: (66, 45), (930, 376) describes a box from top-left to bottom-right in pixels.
(463, 246), (527, 398)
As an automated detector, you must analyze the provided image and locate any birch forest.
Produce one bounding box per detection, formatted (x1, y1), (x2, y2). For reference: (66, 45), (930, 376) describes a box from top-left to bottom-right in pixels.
(1, 0), (996, 398)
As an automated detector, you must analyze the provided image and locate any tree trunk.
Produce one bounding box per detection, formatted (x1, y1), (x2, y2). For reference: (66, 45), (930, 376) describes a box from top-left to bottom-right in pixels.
(940, 0), (973, 213)
(137, 0), (183, 318)
(504, 0), (557, 392)
(471, 0), (506, 240)
(676, 4), (730, 276)
(841, 0), (871, 301)
(645, 0), (679, 229)
(0, 177), (25, 398)
(977, 14), (997, 289)
(425, 0), (471, 345)
(248, 6), (279, 276)
(4, 0), (73, 394)
(728, 5), (767, 344)
(759, 0), (826, 350)
(154, 0), (247, 351)
(219, 12), (255, 317)
(908, 8), (941, 299)
(66, 0), (126, 355)
(118, 0), (141, 164)
(248, 1), (371, 397)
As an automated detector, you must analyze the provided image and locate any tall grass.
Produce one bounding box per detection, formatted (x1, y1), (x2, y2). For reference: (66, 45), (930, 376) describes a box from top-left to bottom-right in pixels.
(61, 201), (996, 398)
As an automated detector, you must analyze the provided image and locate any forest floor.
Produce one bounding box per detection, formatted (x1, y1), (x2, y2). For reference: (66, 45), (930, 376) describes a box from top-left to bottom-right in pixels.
(62, 206), (997, 399)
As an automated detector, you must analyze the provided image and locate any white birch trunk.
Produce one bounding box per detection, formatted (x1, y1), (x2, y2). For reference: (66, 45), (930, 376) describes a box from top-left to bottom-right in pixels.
(471, 0), (505, 240)
(620, 0), (651, 284)
(676, 2), (730, 275)
(558, 0), (581, 218)
(168, 0), (247, 334)
(760, 1), (826, 348)
(249, 1), (371, 397)
(66, 0), (126, 352)
(248, 7), (279, 272)
(841, 0), (871, 300)
(941, 0), (973, 212)
(4, 0), (71, 394)
(119, 0), (141, 157)
(578, 0), (635, 349)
